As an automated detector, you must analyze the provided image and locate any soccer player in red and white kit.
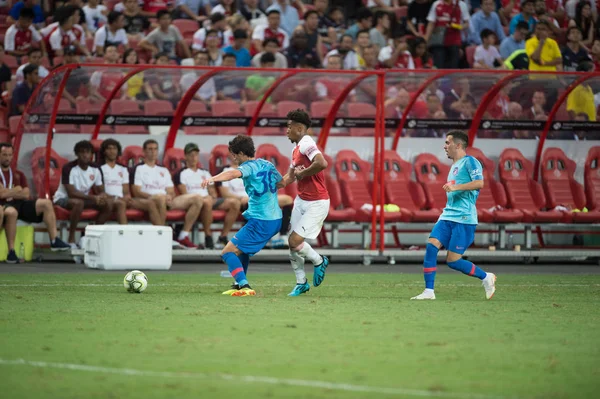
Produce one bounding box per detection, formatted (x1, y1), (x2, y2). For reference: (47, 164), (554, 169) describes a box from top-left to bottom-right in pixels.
(277, 109), (330, 297)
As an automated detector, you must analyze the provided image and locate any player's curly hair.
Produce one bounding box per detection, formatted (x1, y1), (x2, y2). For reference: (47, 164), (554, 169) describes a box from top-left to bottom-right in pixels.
(286, 108), (311, 128)
(448, 130), (469, 149)
(74, 140), (94, 155)
(100, 138), (122, 157)
(228, 135), (255, 158)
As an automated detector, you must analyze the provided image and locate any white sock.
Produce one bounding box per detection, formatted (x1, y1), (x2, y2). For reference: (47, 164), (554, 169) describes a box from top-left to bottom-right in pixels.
(178, 231), (189, 240)
(289, 251), (306, 284)
(297, 242), (323, 265)
(424, 288), (434, 294)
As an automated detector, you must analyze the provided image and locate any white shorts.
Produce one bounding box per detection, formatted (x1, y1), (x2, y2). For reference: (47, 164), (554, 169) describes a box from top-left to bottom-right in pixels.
(290, 197), (330, 239)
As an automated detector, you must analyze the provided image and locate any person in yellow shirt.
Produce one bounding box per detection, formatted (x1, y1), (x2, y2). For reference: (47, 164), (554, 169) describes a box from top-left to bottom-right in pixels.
(525, 20), (562, 72)
(567, 61), (596, 121)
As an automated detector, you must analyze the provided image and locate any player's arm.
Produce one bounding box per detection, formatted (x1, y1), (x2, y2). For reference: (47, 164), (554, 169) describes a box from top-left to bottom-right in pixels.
(295, 153), (328, 180)
(10, 186), (30, 200)
(444, 179), (484, 192)
(202, 169), (242, 187)
(219, 185), (236, 198)
(66, 184), (99, 202)
(132, 185), (151, 199)
(277, 167), (296, 189)
(207, 184), (219, 199)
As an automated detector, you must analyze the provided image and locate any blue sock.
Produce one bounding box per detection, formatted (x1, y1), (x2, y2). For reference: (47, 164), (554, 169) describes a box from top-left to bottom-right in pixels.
(447, 258), (487, 280)
(222, 252), (249, 287)
(423, 243), (439, 289)
(238, 253), (250, 275)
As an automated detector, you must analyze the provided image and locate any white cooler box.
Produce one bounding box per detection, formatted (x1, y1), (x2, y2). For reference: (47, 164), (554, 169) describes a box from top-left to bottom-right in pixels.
(84, 225), (173, 270)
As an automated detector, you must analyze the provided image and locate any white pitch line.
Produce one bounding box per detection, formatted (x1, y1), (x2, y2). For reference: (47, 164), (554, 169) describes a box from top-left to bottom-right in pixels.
(0, 358), (516, 399)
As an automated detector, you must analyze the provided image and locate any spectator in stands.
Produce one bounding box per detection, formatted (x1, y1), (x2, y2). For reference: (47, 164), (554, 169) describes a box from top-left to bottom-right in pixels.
(443, 77), (472, 119)
(90, 45), (129, 100)
(223, 29), (251, 67)
(176, 0), (209, 22)
(4, 7), (45, 58)
(562, 26), (590, 72)
(147, 52), (183, 105)
(354, 29), (372, 68)
(569, 1), (594, 49)
(140, 9), (191, 61)
(509, 0), (535, 34)
(60, 0), (91, 39)
(174, 143), (240, 249)
(11, 64), (38, 116)
(533, 0), (561, 37)
(83, 0), (108, 34)
(45, 5), (91, 59)
(407, 0), (432, 38)
(345, 7), (373, 40)
(0, 143), (71, 262)
(324, 34), (360, 70)
(526, 90), (547, 119)
(474, 29), (503, 69)
(505, 101), (524, 119)
(203, 29), (224, 65)
(425, 0), (470, 69)
(296, 10), (324, 63)
(131, 139), (200, 249)
(211, 0), (236, 16)
(502, 48), (530, 69)
(426, 93), (442, 117)
(567, 60), (596, 121)
(361, 43), (379, 70)
(410, 37), (433, 68)
(0, 45), (12, 91)
(223, 14), (251, 47)
(122, 49), (153, 100)
(8, 0), (45, 26)
(591, 39), (600, 70)
(267, 0), (303, 37)
(180, 50), (217, 105)
(315, 54), (358, 101)
(537, 0), (565, 27)
(252, 9), (290, 53)
(216, 53), (248, 101)
(500, 20), (528, 59)
(246, 52), (276, 101)
(470, 0), (506, 45)
(115, 0), (153, 17)
(122, 0), (151, 39)
(192, 13), (227, 52)
(16, 48), (49, 84)
(379, 32), (415, 69)
(316, 2), (344, 47)
(526, 20), (562, 72)
(100, 138), (162, 226)
(369, 10), (390, 51)
(94, 11), (128, 56)
(283, 30), (320, 68)
(251, 37), (288, 68)
(53, 140), (115, 247)
(385, 87), (411, 118)
(239, 0), (267, 29)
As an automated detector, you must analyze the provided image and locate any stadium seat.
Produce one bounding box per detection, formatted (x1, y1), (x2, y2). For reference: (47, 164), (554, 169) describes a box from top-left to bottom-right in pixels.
(498, 148), (564, 223)
(208, 144), (230, 175)
(173, 19), (199, 39)
(465, 45), (476, 67)
(3, 54), (18, 74)
(163, 147), (186, 173)
(256, 143), (297, 198)
(122, 145), (144, 168)
(76, 100), (114, 134)
(183, 101), (215, 135)
(413, 153), (450, 210)
(277, 101), (306, 117)
(212, 101), (245, 135)
(347, 102), (375, 136)
(309, 100), (334, 119)
(144, 100), (174, 116)
(110, 100), (147, 134)
(243, 101), (279, 135)
(322, 153), (356, 222)
(466, 148), (523, 223)
(540, 147), (600, 223)
(584, 146), (600, 211)
(54, 99), (79, 133)
(8, 115), (20, 138)
(30, 147), (66, 199)
(382, 150), (439, 222)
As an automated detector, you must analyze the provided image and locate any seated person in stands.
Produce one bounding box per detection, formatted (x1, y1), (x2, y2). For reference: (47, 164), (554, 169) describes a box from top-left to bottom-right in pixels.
(93, 10), (128, 57)
(0, 143), (70, 263)
(4, 7), (46, 58)
(174, 143), (241, 250)
(139, 9), (191, 61)
(16, 48), (49, 84)
(56, 45), (105, 106)
(245, 52), (277, 101)
(147, 52), (182, 106)
(220, 152), (293, 248)
(90, 44), (129, 100)
(52, 140), (115, 247)
(11, 64), (38, 116)
(100, 138), (161, 225)
(130, 139), (201, 249)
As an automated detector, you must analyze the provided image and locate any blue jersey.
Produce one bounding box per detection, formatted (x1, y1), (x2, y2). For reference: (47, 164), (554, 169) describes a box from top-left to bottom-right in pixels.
(439, 155), (483, 225)
(237, 158), (283, 221)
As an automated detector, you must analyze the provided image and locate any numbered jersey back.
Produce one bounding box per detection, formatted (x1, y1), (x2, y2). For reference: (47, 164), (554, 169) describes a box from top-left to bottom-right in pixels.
(238, 158), (283, 221)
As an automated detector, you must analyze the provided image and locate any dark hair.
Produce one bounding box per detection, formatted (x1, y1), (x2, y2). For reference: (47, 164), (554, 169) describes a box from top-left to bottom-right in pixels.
(143, 139), (158, 150)
(448, 131), (469, 149)
(266, 9), (280, 17)
(122, 48), (138, 64)
(223, 52), (236, 61)
(329, 6), (344, 16)
(577, 60), (594, 72)
(104, 44), (118, 53)
(339, 34), (353, 43)
(156, 9), (171, 20)
(374, 10), (389, 26)
(233, 28), (247, 39)
(56, 5), (76, 25)
(522, 0), (535, 6)
(286, 108), (311, 128)
(100, 138), (122, 157)
(516, 21), (530, 31)
(23, 63), (38, 77)
(19, 7), (35, 20)
(357, 28), (370, 37)
(304, 10), (318, 20)
(575, 1), (592, 35)
(260, 52), (276, 64)
(27, 47), (42, 56)
(228, 135), (255, 157)
(155, 51), (170, 60)
(356, 7), (373, 22)
(480, 28), (495, 41)
(536, 19), (551, 29)
(0, 142), (13, 152)
(567, 26), (583, 38)
(74, 140), (94, 154)
(410, 36), (430, 64)
(195, 49), (209, 58)
(205, 29), (218, 37)
(263, 37), (279, 47)
(210, 12), (225, 24)
(108, 10), (122, 25)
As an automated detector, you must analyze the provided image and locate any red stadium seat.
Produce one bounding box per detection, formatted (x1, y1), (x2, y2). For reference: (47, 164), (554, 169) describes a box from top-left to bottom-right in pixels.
(8, 115), (20, 137)
(323, 153), (356, 222)
(3, 54), (18, 74)
(30, 147), (66, 198)
(144, 99), (174, 116)
(277, 101), (306, 117)
(244, 101), (279, 135)
(209, 144), (230, 175)
(256, 143), (297, 198)
(212, 101), (245, 135)
(163, 147), (186, 174)
(584, 146), (600, 211)
(465, 45), (476, 67)
(76, 100), (114, 134)
(540, 147), (600, 223)
(173, 19), (199, 39)
(183, 101), (215, 135)
(309, 100), (334, 119)
(413, 153), (450, 210)
(110, 99), (147, 134)
(122, 145), (144, 168)
(498, 148), (563, 223)
(347, 102), (375, 136)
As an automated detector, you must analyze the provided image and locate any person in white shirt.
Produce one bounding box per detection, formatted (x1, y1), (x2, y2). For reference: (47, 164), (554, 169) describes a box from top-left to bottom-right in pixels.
(173, 143), (241, 249)
(192, 12), (228, 52)
(15, 48), (49, 84)
(474, 28), (503, 69)
(323, 34), (360, 70)
(94, 11), (128, 56)
(83, 0), (108, 33)
(53, 140), (115, 246)
(100, 138), (162, 226)
(130, 139), (203, 249)
(180, 51), (217, 105)
(251, 9), (289, 52)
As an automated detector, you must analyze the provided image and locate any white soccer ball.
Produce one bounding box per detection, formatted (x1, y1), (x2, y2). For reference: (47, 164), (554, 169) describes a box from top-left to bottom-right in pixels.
(123, 270), (148, 293)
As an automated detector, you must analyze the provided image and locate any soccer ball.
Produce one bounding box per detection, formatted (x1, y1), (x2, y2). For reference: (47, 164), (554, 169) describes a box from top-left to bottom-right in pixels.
(123, 270), (148, 293)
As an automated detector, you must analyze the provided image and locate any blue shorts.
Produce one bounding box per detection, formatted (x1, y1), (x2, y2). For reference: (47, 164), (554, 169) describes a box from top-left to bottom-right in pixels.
(430, 220), (476, 255)
(230, 218), (282, 256)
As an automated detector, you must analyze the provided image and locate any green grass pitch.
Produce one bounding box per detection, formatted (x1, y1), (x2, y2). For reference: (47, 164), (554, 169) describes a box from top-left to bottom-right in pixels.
(0, 272), (599, 399)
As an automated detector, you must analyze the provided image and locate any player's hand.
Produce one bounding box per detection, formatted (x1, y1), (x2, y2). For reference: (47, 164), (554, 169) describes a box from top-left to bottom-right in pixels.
(442, 184), (456, 192)
(124, 195), (134, 205)
(294, 166), (305, 180)
(94, 196), (104, 206)
(201, 179), (214, 188)
(276, 181), (286, 189)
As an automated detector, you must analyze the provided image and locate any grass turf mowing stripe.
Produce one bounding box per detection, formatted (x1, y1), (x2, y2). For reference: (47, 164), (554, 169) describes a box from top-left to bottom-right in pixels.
(0, 358), (516, 399)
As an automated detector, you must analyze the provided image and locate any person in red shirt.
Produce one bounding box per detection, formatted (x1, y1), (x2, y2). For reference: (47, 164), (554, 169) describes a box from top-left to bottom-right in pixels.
(89, 44), (128, 100)
(277, 109), (330, 297)
(143, 0), (172, 15)
(4, 7), (46, 58)
(0, 142), (70, 263)
(425, 0), (470, 69)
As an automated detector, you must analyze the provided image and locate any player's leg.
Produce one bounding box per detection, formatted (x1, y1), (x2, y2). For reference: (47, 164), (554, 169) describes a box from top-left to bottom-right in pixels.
(445, 224), (496, 300)
(170, 193), (203, 248)
(214, 197), (241, 247)
(64, 198), (84, 245)
(114, 198), (128, 224)
(411, 220), (451, 300)
(3, 205), (19, 263)
(271, 194), (293, 248)
(32, 199), (70, 251)
(95, 197), (114, 225)
(151, 195), (168, 225)
(199, 196), (214, 249)
(130, 198), (162, 225)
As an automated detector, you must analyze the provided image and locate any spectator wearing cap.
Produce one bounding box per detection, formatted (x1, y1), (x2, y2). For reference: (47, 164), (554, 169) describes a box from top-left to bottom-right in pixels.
(176, 0), (209, 22)
(246, 53), (277, 101)
(526, 20), (562, 72)
(192, 12), (227, 52)
(122, 0), (151, 40)
(469, 0), (506, 45)
(94, 11), (129, 56)
(283, 30), (320, 68)
(324, 34), (360, 70)
(4, 7), (45, 58)
(16, 48), (49, 84)
(251, 37), (288, 68)
(239, 0), (267, 29)
(8, 0), (45, 26)
(266, 0), (303, 37)
(140, 9), (191, 60)
(223, 29), (251, 67)
(369, 10), (390, 51)
(11, 64), (38, 116)
(500, 20), (528, 59)
(345, 7), (373, 40)
(509, 0), (536, 34)
(252, 9), (289, 53)
(562, 26), (590, 72)
(425, 0), (470, 69)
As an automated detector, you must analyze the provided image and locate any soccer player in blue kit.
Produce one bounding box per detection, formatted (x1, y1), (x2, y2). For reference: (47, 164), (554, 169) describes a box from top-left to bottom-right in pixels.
(201, 135), (282, 297)
(411, 131), (497, 300)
